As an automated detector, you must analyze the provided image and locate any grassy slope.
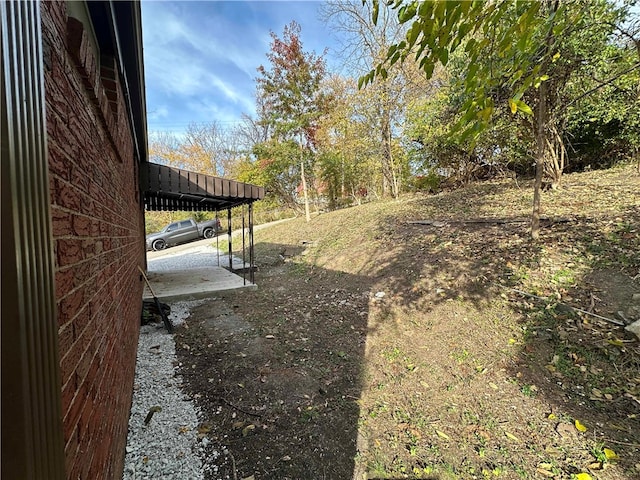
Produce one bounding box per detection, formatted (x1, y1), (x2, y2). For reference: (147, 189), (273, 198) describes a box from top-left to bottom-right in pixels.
(246, 164), (640, 479)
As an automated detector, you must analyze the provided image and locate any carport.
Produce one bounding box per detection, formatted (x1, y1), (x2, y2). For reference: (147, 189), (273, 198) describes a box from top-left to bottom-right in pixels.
(140, 162), (265, 297)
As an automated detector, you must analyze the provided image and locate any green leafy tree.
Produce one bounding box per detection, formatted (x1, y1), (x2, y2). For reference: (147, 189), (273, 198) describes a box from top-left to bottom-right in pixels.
(363, 0), (640, 239)
(323, 0), (426, 198)
(315, 75), (370, 207)
(255, 21), (328, 220)
(564, 20), (640, 170)
(404, 64), (528, 186)
(321, 1), (467, 199)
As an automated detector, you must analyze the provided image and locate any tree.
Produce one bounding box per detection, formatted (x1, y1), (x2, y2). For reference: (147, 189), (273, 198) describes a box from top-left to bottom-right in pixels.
(148, 131), (183, 167)
(564, 10), (640, 171)
(363, 0), (640, 239)
(148, 122), (246, 177)
(255, 21), (328, 221)
(322, 0), (413, 198)
(181, 122), (227, 176)
(315, 75), (383, 206)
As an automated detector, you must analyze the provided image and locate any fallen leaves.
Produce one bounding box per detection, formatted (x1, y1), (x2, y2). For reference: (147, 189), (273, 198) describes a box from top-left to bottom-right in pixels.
(587, 461), (603, 470)
(197, 422), (212, 435)
(170, 165), (640, 480)
(536, 468), (556, 477)
(573, 473), (592, 480)
(504, 431), (520, 442)
(556, 423), (578, 439)
(603, 447), (618, 461)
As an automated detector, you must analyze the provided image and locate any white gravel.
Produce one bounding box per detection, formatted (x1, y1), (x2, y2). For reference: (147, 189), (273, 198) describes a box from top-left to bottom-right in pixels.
(147, 245), (224, 272)
(123, 302), (215, 479)
(123, 242), (245, 479)
(147, 244), (249, 273)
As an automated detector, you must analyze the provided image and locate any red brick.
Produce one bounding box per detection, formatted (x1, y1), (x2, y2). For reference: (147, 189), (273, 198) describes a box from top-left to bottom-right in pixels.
(55, 267), (75, 300)
(68, 108), (91, 145)
(90, 219), (101, 236)
(70, 430), (93, 480)
(62, 381), (87, 433)
(61, 376), (77, 415)
(45, 3), (146, 477)
(70, 165), (90, 195)
(46, 82), (70, 124)
(79, 391), (95, 434)
(75, 345), (94, 384)
(73, 260), (93, 288)
(65, 17), (86, 65)
(58, 323), (74, 355)
(97, 85), (111, 119)
(47, 141), (71, 181)
(82, 43), (98, 94)
(54, 178), (82, 211)
(50, 207), (72, 237)
(73, 308), (93, 345)
(64, 426), (79, 473)
(57, 237), (84, 267)
(60, 336), (84, 386)
(81, 239), (96, 258)
(59, 287), (84, 321)
(102, 76), (117, 94)
(70, 303), (92, 343)
(91, 430), (111, 477)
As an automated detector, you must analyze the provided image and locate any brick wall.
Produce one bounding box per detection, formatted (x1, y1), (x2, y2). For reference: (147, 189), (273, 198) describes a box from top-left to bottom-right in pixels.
(41, 2), (145, 478)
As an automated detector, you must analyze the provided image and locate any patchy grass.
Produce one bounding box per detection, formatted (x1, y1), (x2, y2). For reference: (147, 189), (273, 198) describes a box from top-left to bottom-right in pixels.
(175, 164), (640, 480)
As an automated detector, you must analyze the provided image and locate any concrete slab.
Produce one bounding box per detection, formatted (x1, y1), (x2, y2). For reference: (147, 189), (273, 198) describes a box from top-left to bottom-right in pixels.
(144, 243), (256, 302)
(217, 253), (253, 271)
(143, 266), (256, 302)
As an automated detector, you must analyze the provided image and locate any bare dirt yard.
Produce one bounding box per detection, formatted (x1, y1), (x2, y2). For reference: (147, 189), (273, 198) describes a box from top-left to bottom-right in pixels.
(175, 164), (640, 480)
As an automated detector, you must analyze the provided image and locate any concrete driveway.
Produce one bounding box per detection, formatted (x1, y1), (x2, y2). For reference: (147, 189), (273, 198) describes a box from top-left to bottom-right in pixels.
(144, 239), (255, 302)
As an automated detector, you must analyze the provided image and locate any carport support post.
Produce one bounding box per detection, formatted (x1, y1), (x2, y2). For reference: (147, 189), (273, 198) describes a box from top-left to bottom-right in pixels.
(241, 204), (246, 285)
(227, 207), (232, 271)
(249, 202), (255, 284)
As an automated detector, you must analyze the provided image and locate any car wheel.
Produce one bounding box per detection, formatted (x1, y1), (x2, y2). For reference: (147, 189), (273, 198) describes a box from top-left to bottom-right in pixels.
(203, 228), (214, 239)
(152, 239), (166, 251)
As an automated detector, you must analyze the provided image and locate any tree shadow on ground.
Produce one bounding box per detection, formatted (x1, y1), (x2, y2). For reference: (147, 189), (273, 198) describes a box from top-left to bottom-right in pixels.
(175, 243), (376, 479)
(356, 200), (639, 478)
(175, 171), (639, 479)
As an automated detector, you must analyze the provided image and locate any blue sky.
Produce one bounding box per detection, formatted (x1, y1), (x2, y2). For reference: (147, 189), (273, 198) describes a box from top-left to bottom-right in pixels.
(141, 1), (341, 133)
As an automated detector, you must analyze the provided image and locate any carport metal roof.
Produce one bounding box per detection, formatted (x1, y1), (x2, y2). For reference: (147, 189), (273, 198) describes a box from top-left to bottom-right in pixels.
(140, 162), (265, 211)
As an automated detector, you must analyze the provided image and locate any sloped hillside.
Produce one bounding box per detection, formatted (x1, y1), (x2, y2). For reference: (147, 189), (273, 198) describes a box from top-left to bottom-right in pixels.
(176, 164), (640, 480)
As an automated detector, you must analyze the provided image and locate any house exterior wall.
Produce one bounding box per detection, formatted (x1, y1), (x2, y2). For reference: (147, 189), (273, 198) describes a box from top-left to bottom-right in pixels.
(41, 2), (145, 478)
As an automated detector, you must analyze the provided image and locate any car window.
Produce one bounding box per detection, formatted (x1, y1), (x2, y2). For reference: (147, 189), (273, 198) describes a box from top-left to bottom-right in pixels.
(179, 221), (193, 228)
(166, 222), (179, 232)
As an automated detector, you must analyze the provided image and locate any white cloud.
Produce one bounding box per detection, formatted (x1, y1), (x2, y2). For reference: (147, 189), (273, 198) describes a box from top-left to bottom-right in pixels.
(141, 1), (338, 133)
(148, 105), (169, 120)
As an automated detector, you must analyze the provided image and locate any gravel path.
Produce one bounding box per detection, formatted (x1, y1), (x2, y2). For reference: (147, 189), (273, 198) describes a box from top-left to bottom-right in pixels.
(123, 242), (250, 479)
(147, 244), (248, 273)
(123, 301), (215, 480)
(147, 245), (223, 272)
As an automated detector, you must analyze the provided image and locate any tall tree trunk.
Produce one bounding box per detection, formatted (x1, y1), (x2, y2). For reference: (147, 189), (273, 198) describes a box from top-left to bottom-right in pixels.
(300, 134), (311, 222)
(531, 0), (560, 240)
(381, 113), (395, 198)
(301, 161), (311, 222)
(387, 122), (400, 198)
(532, 82), (547, 240)
(341, 125), (346, 198)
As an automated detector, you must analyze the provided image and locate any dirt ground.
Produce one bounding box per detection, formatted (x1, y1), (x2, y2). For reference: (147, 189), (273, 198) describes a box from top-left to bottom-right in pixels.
(175, 164), (640, 480)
